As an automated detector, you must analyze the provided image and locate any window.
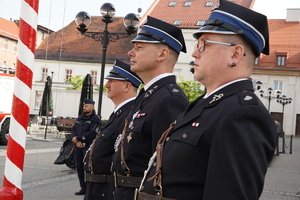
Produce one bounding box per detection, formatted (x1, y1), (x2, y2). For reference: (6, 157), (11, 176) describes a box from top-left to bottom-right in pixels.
(174, 20), (182, 26)
(169, 1), (177, 6)
(42, 68), (48, 81)
(277, 56), (286, 66)
(10, 63), (15, 74)
(66, 69), (72, 81)
(229, 1), (237, 3)
(2, 61), (8, 73)
(12, 42), (17, 53)
(254, 57), (259, 65)
(3, 39), (8, 50)
(184, 1), (192, 7)
(274, 81), (283, 93)
(205, 1), (214, 7)
(35, 91), (43, 110)
(91, 71), (97, 84)
(196, 20), (205, 26)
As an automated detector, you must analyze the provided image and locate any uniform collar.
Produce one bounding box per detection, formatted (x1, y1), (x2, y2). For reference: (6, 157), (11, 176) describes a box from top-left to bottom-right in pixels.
(144, 73), (173, 91)
(204, 78), (249, 99)
(114, 97), (136, 113)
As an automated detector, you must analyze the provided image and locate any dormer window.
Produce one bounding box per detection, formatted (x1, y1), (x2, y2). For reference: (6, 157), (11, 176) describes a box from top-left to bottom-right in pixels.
(275, 50), (288, 66)
(184, 1), (192, 7)
(205, 1), (214, 7)
(277, 56), (286, 66)
(169, 1), (177, 7)
(174, 20), (182, 26)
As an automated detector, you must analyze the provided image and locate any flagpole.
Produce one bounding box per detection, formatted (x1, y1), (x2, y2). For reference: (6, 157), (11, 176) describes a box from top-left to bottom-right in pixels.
(0, 0), (39, 199)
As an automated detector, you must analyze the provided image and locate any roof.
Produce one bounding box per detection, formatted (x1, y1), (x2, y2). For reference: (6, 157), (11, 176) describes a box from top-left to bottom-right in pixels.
(35, 16), (136, 64)
(13, 20), (54, 34)
(0, 17), (19, 40)
(255, 19), (300, 71)
(140, 0), (255, 28)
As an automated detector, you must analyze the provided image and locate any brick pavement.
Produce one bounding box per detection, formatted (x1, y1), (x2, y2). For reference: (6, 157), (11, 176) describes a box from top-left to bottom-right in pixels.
(3, 126), (300, 199)
(260, 136), (300, 200)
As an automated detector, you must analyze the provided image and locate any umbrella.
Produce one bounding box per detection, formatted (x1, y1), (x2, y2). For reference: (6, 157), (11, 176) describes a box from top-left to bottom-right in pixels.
(39, 76), (53, 139)
(78, 74), (93, 116)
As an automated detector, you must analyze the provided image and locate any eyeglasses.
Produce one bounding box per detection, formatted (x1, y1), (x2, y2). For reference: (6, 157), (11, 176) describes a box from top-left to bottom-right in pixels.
(194, 40), (246, 56)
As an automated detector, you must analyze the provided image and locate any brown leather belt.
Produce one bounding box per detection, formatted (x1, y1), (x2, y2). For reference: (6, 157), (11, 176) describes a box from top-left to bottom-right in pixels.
(115, 174), (143, 188)
(136, 191), (177, 200)
(84, 172), (111, 183)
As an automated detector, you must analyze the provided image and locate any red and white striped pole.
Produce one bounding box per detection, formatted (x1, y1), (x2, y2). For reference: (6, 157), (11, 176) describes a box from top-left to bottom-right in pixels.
(0, 0), (39, 199)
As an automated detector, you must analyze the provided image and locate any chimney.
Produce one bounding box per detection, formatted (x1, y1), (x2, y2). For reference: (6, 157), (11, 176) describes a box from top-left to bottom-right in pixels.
(286, 8), (300, 23)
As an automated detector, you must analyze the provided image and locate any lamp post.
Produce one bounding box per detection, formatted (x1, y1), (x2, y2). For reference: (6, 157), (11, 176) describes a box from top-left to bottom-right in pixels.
(75, 3), (139, 116)
(276, 95), (292, 153)
(256, 81), (281, 113)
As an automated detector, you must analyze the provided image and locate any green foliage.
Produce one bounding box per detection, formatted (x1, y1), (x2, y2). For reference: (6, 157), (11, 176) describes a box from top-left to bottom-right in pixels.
(94, 85), (108, 92)
(65, 75), (84, 90)
(177, 77), (204, 102)
(65, 75), (107, 91)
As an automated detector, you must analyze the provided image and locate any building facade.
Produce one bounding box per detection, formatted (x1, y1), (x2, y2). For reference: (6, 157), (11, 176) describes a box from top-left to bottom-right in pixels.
(0, 17), (18, 74)
(3, 1), (296, 134)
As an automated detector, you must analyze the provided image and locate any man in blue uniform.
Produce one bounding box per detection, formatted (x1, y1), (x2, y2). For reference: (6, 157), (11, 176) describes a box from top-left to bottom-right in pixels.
(136, 1), (276, 199)
(71, 99), (101, 195)
(112, 16), (189, 199)
(83, 60), (142, 200)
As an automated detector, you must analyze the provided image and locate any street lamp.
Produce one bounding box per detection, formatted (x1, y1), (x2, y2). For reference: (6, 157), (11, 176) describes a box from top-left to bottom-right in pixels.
(75, 3), (139, 116)
(257, 83), (281, 112)
(276, 95), (292, 153)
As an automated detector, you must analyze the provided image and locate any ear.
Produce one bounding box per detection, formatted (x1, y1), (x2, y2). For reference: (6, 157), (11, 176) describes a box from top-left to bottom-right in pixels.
(157, 47), (169, 62)
(229, 45), (245, 67)
(123, 82), (131, 93)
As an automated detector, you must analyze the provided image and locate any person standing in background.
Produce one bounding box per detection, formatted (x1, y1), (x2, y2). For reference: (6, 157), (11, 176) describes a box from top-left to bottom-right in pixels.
(71, 99), (101, 195)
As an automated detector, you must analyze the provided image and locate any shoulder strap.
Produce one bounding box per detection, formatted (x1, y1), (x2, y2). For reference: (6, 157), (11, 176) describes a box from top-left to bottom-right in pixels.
(147, 121), (176, 197)
(120, 119), (131, 176)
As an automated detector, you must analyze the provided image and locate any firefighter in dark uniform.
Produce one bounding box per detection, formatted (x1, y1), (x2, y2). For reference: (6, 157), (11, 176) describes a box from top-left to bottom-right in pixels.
(83, 60), (142, 200)
(112, 16), (189, 199)
(71, 99), (101, 195)
(137, 1), (276, 200)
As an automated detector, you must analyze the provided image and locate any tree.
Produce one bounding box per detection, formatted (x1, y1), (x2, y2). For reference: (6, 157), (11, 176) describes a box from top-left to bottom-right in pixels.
(65, 75), (107, 91)
(65, 75), (84, 90)
(177, 77), (205, 102)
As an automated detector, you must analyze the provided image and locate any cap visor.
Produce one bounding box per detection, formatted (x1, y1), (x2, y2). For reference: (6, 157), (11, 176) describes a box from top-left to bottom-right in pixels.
(131, 35), (161, 43)
(193, 25), (236, 39)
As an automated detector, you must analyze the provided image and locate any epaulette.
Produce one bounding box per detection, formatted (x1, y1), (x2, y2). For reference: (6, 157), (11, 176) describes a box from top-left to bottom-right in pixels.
(166, 83), (183, 96)
(237, 90), (259, 106)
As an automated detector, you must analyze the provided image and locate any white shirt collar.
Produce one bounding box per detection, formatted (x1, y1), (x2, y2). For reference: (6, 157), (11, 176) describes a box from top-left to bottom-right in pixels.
(114, 97), (135, 113)
(204, 78), (248, 99)
(144, 73), (173, 91)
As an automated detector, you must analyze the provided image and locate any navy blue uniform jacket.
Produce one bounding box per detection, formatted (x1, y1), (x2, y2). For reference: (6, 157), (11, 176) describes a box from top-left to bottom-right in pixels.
(141, 79), (276, 200)
(112, 76), (189, 198)
(83, 100), (134, 200)
(71, 110), (101, 145)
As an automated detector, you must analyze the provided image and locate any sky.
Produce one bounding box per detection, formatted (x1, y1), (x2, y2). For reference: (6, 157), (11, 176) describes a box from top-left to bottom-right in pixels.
(0, 0), (299, 31)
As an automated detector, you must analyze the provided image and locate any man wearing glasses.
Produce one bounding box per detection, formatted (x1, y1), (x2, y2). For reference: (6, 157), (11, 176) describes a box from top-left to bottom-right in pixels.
(135, 0), (276, 199)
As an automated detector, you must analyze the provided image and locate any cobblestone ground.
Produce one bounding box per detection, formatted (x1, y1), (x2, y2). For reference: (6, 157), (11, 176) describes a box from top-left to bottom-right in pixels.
(260, 136), (300, 200)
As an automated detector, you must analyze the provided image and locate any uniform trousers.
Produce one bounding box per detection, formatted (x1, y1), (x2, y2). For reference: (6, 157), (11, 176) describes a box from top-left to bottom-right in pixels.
(74, 145), (90, 190)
